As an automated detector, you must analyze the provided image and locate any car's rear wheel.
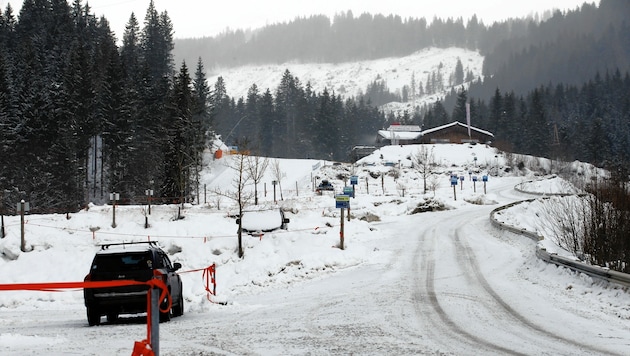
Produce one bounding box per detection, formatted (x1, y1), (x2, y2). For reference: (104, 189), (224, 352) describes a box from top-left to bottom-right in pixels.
(172, 293), (184, 317)
(87, 307), (101, 326)
(159, 310), (171, 322)
(159, 295), (171, 322)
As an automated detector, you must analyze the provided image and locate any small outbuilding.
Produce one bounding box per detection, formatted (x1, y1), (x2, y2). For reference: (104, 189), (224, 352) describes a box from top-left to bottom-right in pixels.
(376, 124), (423, 145)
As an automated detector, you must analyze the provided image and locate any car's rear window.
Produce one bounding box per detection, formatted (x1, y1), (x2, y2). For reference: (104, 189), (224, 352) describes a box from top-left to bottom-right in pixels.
(92, 252), (153, 271)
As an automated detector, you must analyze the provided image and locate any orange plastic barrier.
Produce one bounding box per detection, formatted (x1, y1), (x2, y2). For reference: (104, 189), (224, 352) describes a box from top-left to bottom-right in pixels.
(0, 278), (168, 355)
(177, 264), (217, 302)
(132, 339), (154, 356)
(0, 264), (218, 353)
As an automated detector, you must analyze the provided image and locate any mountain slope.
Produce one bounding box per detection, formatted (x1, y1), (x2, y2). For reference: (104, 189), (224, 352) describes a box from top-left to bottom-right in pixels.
(208, 47), (483, 109)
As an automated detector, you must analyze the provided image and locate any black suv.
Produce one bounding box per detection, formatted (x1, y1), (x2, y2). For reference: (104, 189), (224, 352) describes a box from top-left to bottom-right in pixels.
(316, 179), (334, 194)
(83, 241), (184, 326)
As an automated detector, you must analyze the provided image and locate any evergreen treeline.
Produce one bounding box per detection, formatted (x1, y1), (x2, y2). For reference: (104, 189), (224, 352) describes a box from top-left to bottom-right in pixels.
(425, 69), (630, 171)
(211, 69), (385, 160)
(174, 10), (539, 69)
(469, 0), (630, 104)
(0, 0), (209, 212)
(2, 0), (629, 215)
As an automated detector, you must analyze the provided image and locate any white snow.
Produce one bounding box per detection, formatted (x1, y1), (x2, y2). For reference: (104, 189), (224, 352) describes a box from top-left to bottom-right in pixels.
(208, 47), (484, 114)
(1, 143), (629, 355)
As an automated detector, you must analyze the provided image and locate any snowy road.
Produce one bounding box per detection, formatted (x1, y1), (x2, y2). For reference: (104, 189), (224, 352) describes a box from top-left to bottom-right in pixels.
(2, 180), (630, 355)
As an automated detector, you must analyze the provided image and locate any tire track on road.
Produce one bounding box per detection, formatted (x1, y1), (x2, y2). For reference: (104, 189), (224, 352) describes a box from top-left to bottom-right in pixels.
(452, 213), (619, 356)
(411, 222), (525, 355)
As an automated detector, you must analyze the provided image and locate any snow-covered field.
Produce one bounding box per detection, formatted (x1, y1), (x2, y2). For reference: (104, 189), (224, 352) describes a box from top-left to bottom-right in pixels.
(1, 144), (629, 355)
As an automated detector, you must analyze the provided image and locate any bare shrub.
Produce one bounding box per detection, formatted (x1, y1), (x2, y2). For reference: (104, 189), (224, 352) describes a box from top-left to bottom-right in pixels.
(582, 180), (630, 272)
(410, 198), (448, 214)
(396, 181), (407, 197)
(428, 174), (440, 197)
(536, 196), (588, 257)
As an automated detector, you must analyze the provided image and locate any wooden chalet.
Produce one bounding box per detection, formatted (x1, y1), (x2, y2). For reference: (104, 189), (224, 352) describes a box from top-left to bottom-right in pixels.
(377, 121), (493, 146)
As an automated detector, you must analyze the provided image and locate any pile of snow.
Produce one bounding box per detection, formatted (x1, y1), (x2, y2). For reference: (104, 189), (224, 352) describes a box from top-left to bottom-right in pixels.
(516, 175), (585, 195)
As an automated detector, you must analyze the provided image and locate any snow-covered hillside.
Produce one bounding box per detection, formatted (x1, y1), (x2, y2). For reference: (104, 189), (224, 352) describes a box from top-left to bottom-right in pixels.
(208, 47), (483, 111)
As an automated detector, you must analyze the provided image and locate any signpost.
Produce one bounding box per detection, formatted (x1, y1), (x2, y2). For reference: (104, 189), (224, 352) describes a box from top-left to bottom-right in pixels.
(350, 175), (358, 198)
(482, 175), (488, 194)
(145, 189), (153, 229)
(342, 186), (353, 221)
(472, 176), (478, 193)
(335, 195), (350, 250)
(450, 175), (458, 201)
(145, 189), (153, 215)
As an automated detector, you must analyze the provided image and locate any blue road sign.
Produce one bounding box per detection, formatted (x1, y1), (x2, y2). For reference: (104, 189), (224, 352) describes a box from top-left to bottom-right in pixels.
(335, 195), (350, 209)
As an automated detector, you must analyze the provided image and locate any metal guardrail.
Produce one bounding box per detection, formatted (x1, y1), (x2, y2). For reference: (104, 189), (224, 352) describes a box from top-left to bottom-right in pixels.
(489, 198), (630, 288)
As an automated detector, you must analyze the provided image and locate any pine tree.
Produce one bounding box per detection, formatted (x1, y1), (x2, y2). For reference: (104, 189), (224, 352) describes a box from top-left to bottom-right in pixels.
(120, 13), (141, 83)
(275, 69), (303, 156)
(489, 88), (503, 136)
(451, 89), (468, 123)
(105, 13), (142, 199)
(315, 88), (339, 160)
(243, 83), (261, 147)
(163, 61), (194, 202)
(0, 50), (17, 190)
(140, 0), (173, 82)
(424, 100), (450, 129)
(210, 76), (234, 144)
(192, 57), (211, 148)
(454, 57), (464, 85)
(258, 89), (276, 157)
(525, 88), (550, 157)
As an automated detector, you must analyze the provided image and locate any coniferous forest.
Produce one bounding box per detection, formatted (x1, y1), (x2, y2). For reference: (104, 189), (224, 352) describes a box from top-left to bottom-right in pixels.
(0, 0), (209, 211)
(1, 0), (629, 213)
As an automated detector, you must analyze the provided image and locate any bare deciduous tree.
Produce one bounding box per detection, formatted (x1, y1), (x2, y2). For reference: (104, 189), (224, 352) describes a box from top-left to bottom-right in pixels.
(213, 153), (253, 258)
(213, 194), (222, 210)
(271, 159), (285, 201)
(428, 174), (441, 197)
(246, 155), (269, 205)
(411, 146), (436, 194)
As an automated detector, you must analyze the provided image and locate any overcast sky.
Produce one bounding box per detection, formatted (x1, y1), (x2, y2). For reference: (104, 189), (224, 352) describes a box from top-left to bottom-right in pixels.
(1, 0), (598, 40)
